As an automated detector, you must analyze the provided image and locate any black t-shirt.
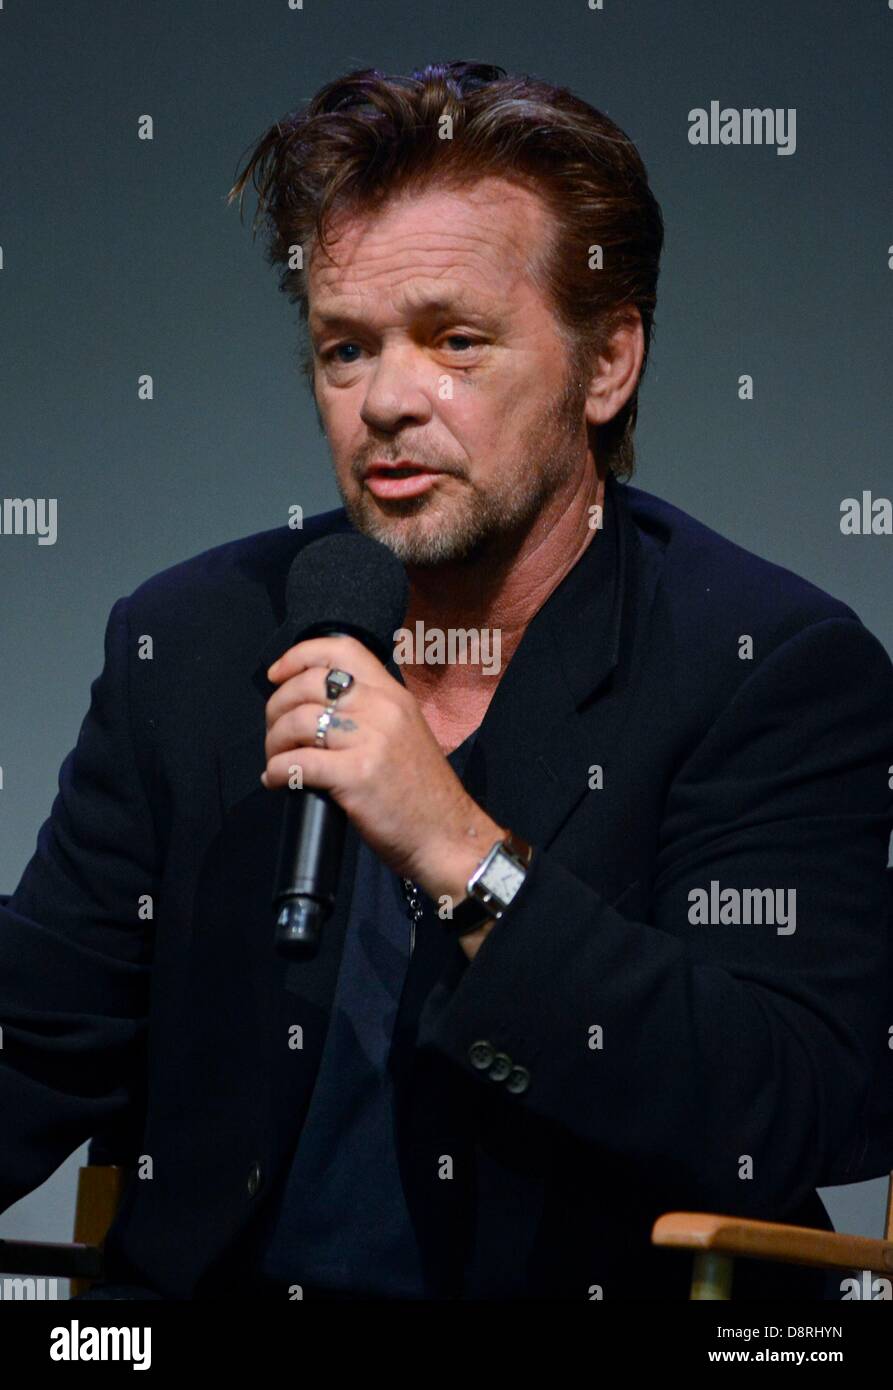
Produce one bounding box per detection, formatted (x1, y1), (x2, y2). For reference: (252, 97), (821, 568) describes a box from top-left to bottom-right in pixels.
(257, 726), (480, 1297)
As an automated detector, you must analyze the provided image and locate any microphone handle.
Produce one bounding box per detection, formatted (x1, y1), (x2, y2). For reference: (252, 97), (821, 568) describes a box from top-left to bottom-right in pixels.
(271, 622), (354, 959)
(273, 787), (347, 958)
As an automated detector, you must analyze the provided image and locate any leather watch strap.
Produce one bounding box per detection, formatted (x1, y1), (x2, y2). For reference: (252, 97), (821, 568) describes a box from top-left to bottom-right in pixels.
(502, 828), (534, 868)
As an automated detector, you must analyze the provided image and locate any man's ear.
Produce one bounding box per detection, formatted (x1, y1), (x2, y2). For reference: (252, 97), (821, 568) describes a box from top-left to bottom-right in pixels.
(584, 308), (645, 428)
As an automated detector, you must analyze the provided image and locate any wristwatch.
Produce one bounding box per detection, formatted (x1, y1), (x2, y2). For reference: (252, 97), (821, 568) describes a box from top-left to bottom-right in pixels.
(450, 829), (534, 936)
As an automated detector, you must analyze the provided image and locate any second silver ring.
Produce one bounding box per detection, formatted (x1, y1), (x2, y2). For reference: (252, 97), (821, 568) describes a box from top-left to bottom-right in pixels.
(315, 668), (355, 748)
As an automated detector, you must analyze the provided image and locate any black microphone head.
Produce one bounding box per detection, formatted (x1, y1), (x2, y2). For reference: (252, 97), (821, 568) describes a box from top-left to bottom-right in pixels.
(284, 532), (409, 665)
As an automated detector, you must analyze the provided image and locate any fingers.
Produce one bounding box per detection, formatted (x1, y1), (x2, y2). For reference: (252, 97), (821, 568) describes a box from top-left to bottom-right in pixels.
(263, 635), (412, 787)
(265, 667), (358, 731)
(267, 635), (390, 688)
(265, 701), (362, 760)
(261, 743), (352, 791)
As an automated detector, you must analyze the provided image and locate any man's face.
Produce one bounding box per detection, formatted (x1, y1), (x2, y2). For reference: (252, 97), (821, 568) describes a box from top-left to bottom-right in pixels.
(306, 176), (591, 568)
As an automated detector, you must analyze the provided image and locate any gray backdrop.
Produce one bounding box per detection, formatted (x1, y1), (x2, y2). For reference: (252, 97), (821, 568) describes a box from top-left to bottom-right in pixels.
(1, 0), (891, 1294)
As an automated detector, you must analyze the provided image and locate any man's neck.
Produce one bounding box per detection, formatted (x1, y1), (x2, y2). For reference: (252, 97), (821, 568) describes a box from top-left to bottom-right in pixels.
(400, 464), (605, 708)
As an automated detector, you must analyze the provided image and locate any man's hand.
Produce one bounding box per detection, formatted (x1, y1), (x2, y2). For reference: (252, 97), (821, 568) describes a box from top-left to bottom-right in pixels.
(262, 635), (504, 911)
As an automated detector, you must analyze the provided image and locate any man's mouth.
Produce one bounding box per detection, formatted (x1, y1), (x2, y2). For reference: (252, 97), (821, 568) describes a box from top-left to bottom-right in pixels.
(363, 460), (446, 499)
(370, 466), (427, 479)
(363, 459), (439, 477)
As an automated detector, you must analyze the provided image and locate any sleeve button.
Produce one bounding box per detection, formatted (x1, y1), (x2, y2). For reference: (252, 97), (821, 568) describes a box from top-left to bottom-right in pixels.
(506, 1065), (531, 1095)
(488, 1051), (513, 1082)
(468, 1040), (495, 1070)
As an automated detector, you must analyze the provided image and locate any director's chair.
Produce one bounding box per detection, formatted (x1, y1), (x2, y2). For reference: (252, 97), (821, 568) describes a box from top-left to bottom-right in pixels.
(651, 1172), (893, 1299)
(2, 1144), (892, 1299)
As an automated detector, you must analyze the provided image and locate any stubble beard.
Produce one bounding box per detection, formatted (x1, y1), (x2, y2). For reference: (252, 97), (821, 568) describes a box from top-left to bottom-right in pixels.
(334, 364), (589, 570)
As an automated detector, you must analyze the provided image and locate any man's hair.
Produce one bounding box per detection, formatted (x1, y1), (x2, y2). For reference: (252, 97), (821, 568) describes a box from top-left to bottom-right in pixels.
(228, 60), (664, 480)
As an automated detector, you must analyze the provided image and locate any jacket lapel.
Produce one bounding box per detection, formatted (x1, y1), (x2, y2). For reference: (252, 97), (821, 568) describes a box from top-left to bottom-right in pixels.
(395, 473), (659, 1034)
(458, 472), (626, 841)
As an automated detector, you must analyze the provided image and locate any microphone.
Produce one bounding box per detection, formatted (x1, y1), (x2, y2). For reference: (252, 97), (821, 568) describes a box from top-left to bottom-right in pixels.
(271, 532), (409, 958)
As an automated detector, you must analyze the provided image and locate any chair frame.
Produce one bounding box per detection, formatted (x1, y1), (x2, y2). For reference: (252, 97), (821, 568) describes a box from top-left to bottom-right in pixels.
(651, 1170), (893, 1299)
(0, 1163), (124, 1297)
(2, 1162), (892, 1299)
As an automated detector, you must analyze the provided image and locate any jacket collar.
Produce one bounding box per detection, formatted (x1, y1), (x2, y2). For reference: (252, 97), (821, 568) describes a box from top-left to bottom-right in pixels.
(453, 468), (631, 844)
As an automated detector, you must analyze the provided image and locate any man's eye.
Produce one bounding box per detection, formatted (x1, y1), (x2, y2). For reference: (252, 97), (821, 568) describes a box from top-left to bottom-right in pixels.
(325, 343), (362, 363)
(322, 337), (480, 362)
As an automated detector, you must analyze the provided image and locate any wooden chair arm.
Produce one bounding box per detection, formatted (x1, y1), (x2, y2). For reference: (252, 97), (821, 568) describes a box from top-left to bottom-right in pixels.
(0, 1164), (124, 1289)
(72, 1164), (125, 1250)
(652, 1211), (893, 1276)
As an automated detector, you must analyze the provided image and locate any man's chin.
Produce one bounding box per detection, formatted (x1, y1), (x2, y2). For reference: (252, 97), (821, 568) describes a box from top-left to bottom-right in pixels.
(343, 493), (490, 568)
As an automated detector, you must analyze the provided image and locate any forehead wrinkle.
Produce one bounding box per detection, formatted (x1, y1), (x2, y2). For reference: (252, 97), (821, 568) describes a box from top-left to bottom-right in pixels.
(315, 263), (501, 313)
(310, 250), (539, 338)
(313, 229), (529, 295)
(309, 270), (535, 339)
(310, 184), (549, 303)
(323, 177), (545, 256)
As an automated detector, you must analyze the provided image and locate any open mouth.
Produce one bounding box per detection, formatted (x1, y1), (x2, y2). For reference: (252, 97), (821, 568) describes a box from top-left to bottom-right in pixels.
(364, 467), (444, 499)
(373, 466), (432, 479)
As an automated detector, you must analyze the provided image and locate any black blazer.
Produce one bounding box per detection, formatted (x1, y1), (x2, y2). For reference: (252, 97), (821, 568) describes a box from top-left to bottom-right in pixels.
(2, 473), (892, 1301)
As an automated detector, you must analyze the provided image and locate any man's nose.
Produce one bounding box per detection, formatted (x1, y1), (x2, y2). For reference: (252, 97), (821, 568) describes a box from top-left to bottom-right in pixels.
(359, 348), (434, 433)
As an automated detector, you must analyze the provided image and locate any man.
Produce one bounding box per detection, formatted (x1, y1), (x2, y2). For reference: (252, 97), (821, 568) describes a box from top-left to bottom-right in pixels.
(2, 61), (892, 1302)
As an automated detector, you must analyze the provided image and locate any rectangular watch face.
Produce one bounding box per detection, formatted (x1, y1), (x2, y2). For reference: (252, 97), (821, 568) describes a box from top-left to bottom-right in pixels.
(481, 854), (526, 903)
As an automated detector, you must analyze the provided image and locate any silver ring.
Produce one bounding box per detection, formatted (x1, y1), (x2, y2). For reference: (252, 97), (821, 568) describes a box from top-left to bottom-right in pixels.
(315, 706), (335, 748)
(325, 668), (354, 702)
(315, 669), (354, 748)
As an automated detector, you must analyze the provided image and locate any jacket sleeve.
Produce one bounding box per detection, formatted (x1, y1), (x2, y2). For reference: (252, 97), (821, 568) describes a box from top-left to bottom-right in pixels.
(0, 596), (158, 1215)
(416, 616), (893, 1215)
